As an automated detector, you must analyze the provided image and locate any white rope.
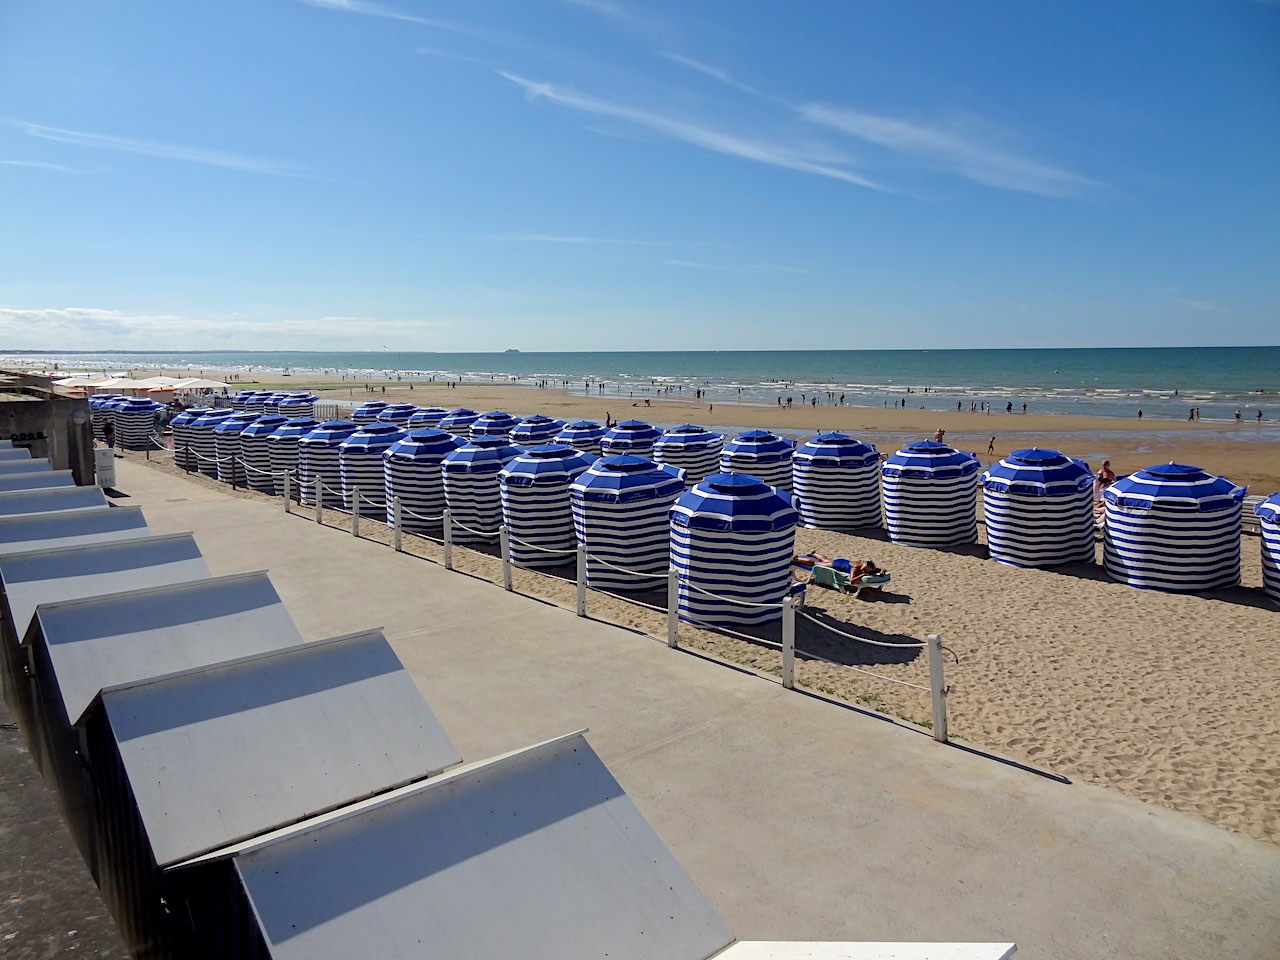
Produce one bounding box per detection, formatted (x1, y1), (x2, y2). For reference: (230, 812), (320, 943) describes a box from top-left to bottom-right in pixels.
(398, 504), (446, 522)
(583, 552), (667, 579)
(451, 517), (501, 538)
(795, 609), (927, 649)
(504, 531), (577, 555)
(680, 578), (786, 610)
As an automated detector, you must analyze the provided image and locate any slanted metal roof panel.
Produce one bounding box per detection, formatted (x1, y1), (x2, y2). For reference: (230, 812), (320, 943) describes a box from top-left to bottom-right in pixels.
(0, 506), (149, 556)
(715, 945), (1017, 960)
(29, 569), (295, 729)
(0, 486), (109, 516)
(0, 470), (75, 492)
(102, 629), (460, 867)
(233, 732), (734, 960)
(0, 447), (32, 461)
(0, 458), (52, 474)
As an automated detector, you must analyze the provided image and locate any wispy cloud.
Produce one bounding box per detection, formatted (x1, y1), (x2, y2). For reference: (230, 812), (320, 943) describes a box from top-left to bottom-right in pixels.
(660, 53), (757, 96)
(14, 122), (300, 176)
(0, 159), (77, 173)
(299, 0), (430, 25)
(499, 72), (880, 190)
(800, 104), (1096, 197)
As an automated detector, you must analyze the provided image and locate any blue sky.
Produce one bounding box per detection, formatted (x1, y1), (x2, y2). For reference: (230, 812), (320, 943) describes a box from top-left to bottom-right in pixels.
(1, 0), (1277, 351)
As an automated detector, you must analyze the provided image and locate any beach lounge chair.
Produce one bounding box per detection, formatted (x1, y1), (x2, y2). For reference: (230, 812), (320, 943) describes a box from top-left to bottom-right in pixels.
(850, 572), (892, 599)
(808, 564), (851, 593)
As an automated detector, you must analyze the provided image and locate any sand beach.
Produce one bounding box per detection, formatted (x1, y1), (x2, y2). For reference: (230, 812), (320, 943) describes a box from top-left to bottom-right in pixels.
(108, 371), (1280, 846)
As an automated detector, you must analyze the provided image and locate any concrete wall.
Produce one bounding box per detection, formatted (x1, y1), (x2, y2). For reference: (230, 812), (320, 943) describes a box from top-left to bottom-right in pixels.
(0, 374), (96, 485)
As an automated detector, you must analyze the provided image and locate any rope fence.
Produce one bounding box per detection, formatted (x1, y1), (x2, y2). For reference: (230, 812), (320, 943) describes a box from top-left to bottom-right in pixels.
(153, 447), (954, 742)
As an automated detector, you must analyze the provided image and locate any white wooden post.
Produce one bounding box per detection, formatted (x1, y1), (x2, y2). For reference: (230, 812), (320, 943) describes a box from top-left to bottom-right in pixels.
(781, 596), (795, 690)
(392, 497), (403, 551)
(282, 470), (291, 513)
(313, 477), (323, 523)
(666, 565), (679, 648)
(575, 543), (587, 617)
(499, 525), (512, 591)
(443, 509), (453, 570)
(927, 633), (948, 743)
(350, 487), (361, 537)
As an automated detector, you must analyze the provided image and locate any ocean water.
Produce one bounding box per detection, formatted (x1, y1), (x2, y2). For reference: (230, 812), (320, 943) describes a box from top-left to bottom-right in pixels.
(6, 346), (1276, 422)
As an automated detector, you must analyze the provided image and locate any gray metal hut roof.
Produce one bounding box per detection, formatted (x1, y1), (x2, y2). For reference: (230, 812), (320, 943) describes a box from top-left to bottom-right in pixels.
(0, 485), (110, 517)
(0, 469), (75, 493)
(85, 628), (460, 867)
(0, 505), (149, 557)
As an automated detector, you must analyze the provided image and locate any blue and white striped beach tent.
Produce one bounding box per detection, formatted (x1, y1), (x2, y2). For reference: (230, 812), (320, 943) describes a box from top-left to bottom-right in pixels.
(792, 433), (881, 531)
(555, 420), (606, 455)
(500, 444), (596, 570)
(570, 456), (684, 591)
(406, 406), (449, 429)
(228, 391), (258, 411)
(882, 440), (981, 546)
(113, 398), (164, 451)
(441, 437), (521, 544)
(239, 414), (288, 494)
(470, 410), (520, 440)
(1102, 463), (1245, 592)
(212, 412), (262, 485)
(297, 420), (360, 508)
(351, 401), (388, 425)
(720, 430), (795, 492)
(169, 407), (209, 471)
(510, 414), (565, 446)
(188, 409), (236, 477)
(266, 417), (319, 497)
(600, 420), (662, 459)
(670, 473), (799, 628)
(383, 429), (464, 533)
(258, 393), (284, 414)
(89, 395), (125, 441)
(654, 425), (725, 490)
(439, 407), (480, 438)
(1257, 494), (1280, 604)
(375, 403), (419, 426)
(980, 448), (1095, 568)
(340, 422), (407, 517)
(277, 393), (318, 419)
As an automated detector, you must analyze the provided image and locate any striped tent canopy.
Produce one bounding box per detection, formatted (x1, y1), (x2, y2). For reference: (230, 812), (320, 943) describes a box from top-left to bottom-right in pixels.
(500, 444), (596, 569)
(441, 436), (522, 473)
(882, 440), (981, 547)
(1257, 493), (1280, 603)
(670, 473), (799, 628)
(470, 410), (520, 439)
(442, 437), (522, 544)
(213, 412), (266, 484)
(510, 414), (565, 445)
(375, 403), (420, 425)
(720, 430), (795, 492)
(299, 420), (360, 445)
(276, 393), (318, 418)
(229, 391), (266, 410)
(980, 448), (1094, 568)
(406, 407), (449, 428)
(169, 407), (210, 471)
(438, 407), (480, 436)
(792, 433), (880, 531)
(882, 440), (981, 479)
(555, 420), (606, 455)
(187, 409), (235, 477)
(297, 420), (360, 508)
(257, 393), (284, 412)
(382, 428), (464, 533)
(340, 422), (407, 516)
(1102, 463), (1245, 592)
(265, 417), (321, 495)
(600, 419), (662, 458)
(239, 415), (289, 494)
(654, 424), (725, 490)
(111, 398), (164, 451)
(570, 456), (684, 590)
(351, 400), (389, 424)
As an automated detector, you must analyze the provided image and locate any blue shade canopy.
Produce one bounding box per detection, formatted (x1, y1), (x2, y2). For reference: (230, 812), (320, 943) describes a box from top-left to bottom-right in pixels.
(1257, 493), (1280, 523)
(671, 473), (799, 532)
(510, 415), (565, 444)
(501, 444), (596, 485)
(240, 415), (288, 439)
(169, 407), (210, 428)
(603, 420), (662, 445)
(471, 411), (520, 435)
(341, 422), (407, 451)
(883, 440), (981, 479)
(212, 412), (265, 437)
(406, 407), (449, 427)
(1103, 463), (1246, 513)
(438, 408), (480, 430)
(981, 448), (1093, 496)
(794, 432), (878, 466)
(375, 403), (420, 421)
(441, 437), (521, 473)
(383, 429), (464, 462)
(556, 420), (605, 439)
(113, 398), (164, 413)
(189, 409), (235, 429)
(268, 417), (320, 441)
(299, 420), (360, 447)
(656, 424), (723, 448)
(352, 400), (388, 414)
(570, 455), (684, 502)
(724, 430), (795, 458)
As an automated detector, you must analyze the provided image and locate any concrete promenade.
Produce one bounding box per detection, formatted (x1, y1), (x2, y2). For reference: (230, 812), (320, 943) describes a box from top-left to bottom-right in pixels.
(31, 458), (1280, 958)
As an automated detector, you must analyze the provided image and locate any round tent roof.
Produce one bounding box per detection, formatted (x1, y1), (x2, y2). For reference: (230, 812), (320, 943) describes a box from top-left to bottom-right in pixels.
(980, 448), (1093, 497)
(341, 422), (407, 450)
(656, 424), (723, 449)
(407, 407), (450, 427)
(240, 415), (289, 438)
(511, 415), (565, 444)
(794, 432), (878, 467)
(570, 455), (683, 503)
(1103, 463), (1246, 513)
(603, 420), (661, 446)
(267, 417), (321, 440)
(190, 409), (236, 428)
(557, 420), (605, 438)
(438, 408), (480, 430)
(113, 397), (164, 412)
(471, 411), (520, 434)
(384, 428), (464, 461)
(882, 440), (981, 479)
(501, 444), (596, 485)
(298, 420), (360, 447)
(214, 411), (266, 433)
(1256, 492), (1280, 523)
(442, 436), (521, 472)
(671, 473), (799, 532)
(170, 407), (211, 427)
(724, 430), (794, 458)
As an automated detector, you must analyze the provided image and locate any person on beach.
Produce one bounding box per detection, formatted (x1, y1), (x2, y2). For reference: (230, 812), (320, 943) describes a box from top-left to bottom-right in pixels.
(987, 436), (995, 455)
(1138, 408), (1143, 419)
(103, 419), (115, 449)
(1006, 401), (1013, 413)
(934, 428), (945, 442)
(1094, 459), (1117, 498)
